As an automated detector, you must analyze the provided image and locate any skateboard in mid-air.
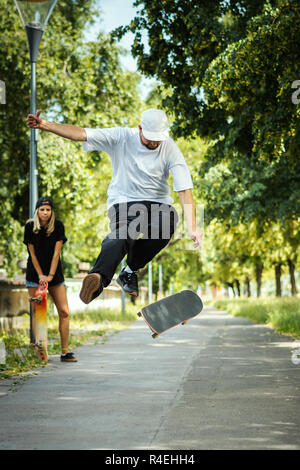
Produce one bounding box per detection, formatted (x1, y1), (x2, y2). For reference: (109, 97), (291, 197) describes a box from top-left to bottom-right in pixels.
(30, 282), (48, 363)
(138, 290), (203, 338)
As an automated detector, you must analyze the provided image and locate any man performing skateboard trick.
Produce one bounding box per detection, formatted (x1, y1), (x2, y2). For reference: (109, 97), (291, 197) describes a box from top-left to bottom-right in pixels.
(26, 108), (203, 306)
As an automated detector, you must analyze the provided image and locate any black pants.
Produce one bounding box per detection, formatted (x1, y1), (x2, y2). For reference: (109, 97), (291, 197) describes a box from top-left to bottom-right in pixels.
(90, 201), (178, 287)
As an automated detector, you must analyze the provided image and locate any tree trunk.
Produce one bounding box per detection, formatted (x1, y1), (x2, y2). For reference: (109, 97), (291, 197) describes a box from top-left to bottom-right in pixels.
(275, 263), (282, 297)
(226, 282), (235, 297)
(287, 258), (297, 296)
(235, 279), (241, 297)
(245, 276), (251, 297)
(255, 262), (263, 298)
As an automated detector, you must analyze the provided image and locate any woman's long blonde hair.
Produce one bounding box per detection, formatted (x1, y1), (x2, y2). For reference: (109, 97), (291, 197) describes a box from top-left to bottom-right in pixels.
(31, 208), (56, 236)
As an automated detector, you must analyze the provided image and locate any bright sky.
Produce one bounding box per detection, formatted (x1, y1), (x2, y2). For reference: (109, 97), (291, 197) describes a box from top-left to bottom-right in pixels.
(86, 0), (137, 70)
(85, 0), (156, 97)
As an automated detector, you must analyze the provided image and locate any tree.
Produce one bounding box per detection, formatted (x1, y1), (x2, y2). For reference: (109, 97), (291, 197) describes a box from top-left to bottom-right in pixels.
(203, 0), (300, 164)
(116, 1), (299, 152)
(196, 150), (300, 226)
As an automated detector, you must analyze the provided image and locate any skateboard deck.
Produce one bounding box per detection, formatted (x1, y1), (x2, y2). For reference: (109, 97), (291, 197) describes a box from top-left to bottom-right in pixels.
(30, 282), (48, 363)
(138, 290), (203, 338)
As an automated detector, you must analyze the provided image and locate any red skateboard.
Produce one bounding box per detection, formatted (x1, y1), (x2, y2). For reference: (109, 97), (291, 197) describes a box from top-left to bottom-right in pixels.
(30, 282), (48, 363)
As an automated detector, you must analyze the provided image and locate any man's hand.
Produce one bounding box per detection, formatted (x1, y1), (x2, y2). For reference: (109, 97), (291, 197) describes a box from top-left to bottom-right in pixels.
(26, 110), (87, 141)
(178, 190), (203, 250)
(188, 229), (203, 250)
(26, 109), (43, 129)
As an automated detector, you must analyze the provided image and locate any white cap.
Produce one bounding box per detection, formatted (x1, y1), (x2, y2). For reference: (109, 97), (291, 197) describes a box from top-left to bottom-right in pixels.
(140, 109), (169, 141)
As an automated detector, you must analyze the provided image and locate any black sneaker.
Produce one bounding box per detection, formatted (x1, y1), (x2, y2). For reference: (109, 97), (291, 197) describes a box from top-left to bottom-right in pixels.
(79, 273), (103, 304)
(61, 352), (78, 363)
(117, 268), (139, 296)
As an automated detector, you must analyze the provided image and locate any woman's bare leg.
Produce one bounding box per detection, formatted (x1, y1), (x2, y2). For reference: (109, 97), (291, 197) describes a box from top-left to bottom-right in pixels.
(48, 284), (70, 353)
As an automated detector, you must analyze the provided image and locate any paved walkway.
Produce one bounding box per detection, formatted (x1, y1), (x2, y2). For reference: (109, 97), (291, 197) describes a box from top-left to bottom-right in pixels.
(0, 306), (300, 450)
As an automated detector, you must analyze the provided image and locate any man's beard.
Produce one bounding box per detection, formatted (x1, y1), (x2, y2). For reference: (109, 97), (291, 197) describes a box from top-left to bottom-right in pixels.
(145, 143), (159, 150)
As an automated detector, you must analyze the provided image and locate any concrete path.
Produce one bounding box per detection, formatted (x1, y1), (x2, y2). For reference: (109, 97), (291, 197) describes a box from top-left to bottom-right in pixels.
(0, 306), (300, 450)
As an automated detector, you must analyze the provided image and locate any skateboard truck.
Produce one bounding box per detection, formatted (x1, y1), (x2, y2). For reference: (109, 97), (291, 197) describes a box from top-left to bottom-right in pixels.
(29, 295), (43, 305)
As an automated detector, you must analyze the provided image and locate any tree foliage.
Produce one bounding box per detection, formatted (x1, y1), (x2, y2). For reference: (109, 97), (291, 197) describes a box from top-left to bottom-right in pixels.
(116, 1), (299, 145)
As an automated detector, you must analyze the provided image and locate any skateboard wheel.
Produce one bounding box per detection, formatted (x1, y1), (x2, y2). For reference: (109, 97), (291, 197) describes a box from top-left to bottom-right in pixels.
(182, 320), (188, 325)
(137, 312), (142, 317)
(152, 333), (159, 339)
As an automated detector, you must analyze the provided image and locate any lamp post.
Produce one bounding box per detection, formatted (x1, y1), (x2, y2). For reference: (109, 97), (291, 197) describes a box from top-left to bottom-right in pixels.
(148, 261), (152, 304)
(14, 0), (57, 344)
(14, 0), (58, 218)
(158, 263), (163, 299)
(121, 259), (126, 315)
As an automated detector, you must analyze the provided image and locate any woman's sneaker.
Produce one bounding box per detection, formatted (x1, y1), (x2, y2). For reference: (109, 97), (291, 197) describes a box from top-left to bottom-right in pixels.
(79, 273), (103, 304)
(61, 352), (78, 362)
(117, 268), (139, 296)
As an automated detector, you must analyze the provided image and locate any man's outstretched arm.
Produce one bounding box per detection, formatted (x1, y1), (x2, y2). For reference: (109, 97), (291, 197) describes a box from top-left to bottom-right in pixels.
(178, 189), (203, 250)
(26, 109), (87, 141)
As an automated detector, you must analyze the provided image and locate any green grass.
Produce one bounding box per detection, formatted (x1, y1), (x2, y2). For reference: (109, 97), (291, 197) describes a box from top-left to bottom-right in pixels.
(0, 303), (139, 379)
(0, 331), (41, 379)
(208, 296), (300, 338)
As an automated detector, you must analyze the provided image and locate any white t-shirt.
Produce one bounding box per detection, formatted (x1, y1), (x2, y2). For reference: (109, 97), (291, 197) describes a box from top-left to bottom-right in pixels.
(83, 127), (193, 208)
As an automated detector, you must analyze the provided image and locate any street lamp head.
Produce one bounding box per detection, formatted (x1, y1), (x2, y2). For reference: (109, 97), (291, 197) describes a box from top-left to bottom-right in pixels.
(14, 0), (58, 31)
(14, 0), (58, 62)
